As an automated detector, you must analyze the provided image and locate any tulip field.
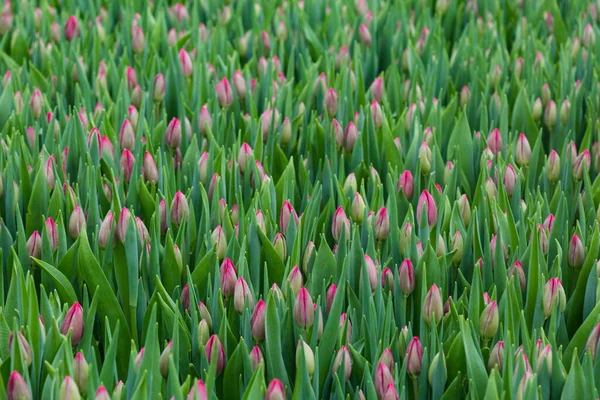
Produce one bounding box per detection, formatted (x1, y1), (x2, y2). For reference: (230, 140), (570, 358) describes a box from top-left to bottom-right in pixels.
(3, 0), (600, 398)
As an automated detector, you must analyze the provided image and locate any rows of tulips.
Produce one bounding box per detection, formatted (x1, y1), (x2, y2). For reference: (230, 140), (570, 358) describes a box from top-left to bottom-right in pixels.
(2, 0), (600, 398)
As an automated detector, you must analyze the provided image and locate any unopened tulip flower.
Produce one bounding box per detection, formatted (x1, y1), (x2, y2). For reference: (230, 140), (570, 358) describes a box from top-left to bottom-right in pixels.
(141, 152), (159, 184)
(250, 300), (266, 341)
(398, 259), (415, 296)
(568, 234), (585, 268)
(417, 190), (437, 227)
(377, 348), (394, 372)
(488, 341), (504, 372)
(186, 380), (207, 400)
(45, 217), (59, 250)
(113, 381), (124, 400)
(536, 345), (552, 373)
(423, 284), (443, 325)
(197, 319), (210, 346)
(198, 106), (212, 135)
(233, 277), (254, 313)
(480, 301), (499, 339)
(543, 278), (566, 318)
(170, 191), (189, 225)
(344, 122), (359, 152)
(351, 193), (366, 224)
(65, 16), (79, 41)
(9, 331), (32, 366)
(573, 150), (591, 180)
(294, 287), (315, 329)
(460, 85), (471, 107)
(249, 345), (263, 371)
(14, 92), (23, 115)
(7, 371), (31, 400)
(509, 261), (526, 291)
(265, 379), (286, 400)
(120, 149), (135, 182)
(216, 78), (233, 107)
(406, 337), (423, 377)
(26, 231), (42, 259)
(95, 386), (111, 400)
(159, 341), (173, 378)
(546, 150), (560, 182)
(374, 207), (390, 240)
(325, 284), (337, 314)
(583, 23), (596, 47)
(324, 88), (338, 117)
(116, 208), (131, 243)
(179, 49), (193, 77)
(220, 258), (237, 297)
(343, 173), (358, 194)
(359, 24), (371, 45)
(398, 170), (414, 200)
(371, 100), (383, 128)
(280, 200), (299, 233)
(485, 178), (497, 200)
(296, 340), (315, 377)
(332, 346), (352, 379)
(61, 302), (84, 345)
(487, 128), (502, 155)
(419, 142), (432, 175)
(332, 206), (351, 241)
(153, 73), (166, 101)
(586, 323), (600, 360)
(504, 164), (517, 197)
(374, 362), (394, 399)
(382, 384), (399, 400)
(69, 206), (86, 238)
(205, 335), (225, 374)
(370, 77), (384, 102)
(212, 226), (227, 259)
(132, 26), (146, 53)
(544, 100), (557, 129)
(165, 118), (182, 148)
(59, 376), (80, 400)
(30, 88), (42, 119)
(73, 352), (89, 392)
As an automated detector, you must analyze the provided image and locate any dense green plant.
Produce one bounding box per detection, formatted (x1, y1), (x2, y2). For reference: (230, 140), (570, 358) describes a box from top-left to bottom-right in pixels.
(1, 0), (600, 399)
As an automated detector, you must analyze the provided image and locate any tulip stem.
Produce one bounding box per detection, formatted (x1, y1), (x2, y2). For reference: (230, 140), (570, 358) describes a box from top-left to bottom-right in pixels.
(412, 376), (419, 400)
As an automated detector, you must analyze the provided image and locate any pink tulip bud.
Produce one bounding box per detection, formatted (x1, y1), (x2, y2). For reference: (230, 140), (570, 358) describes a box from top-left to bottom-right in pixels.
(249, 346), (263, 371)
(374, 362), (394, 399)
(159, 341), (173, 378)
(250, 299), (266, 341)
(586, 323), (600, 360)
(398, 259), (415, 296)
(480, 301), (499, 339)
(232, 71), (246, 100)
(332, 206), (351, 241)
(503, 164), (517, 197)
(265, 379), (286, 400)
(363, 255), (378, 292)
(117, 120), (135, 151)
(395, 170), (415, 200)
(405, 337), (423, 377)
(543, 278), (566, 318)
(288, 265), (303, 296)
(44, 217), (59, 250)
(260, 108), (281, 141)
(423, 284), (443, 325)
(7, 371), (31, 400)
(509, 261), (526, 292)
(573, 150), (591, 180)
(212, 225), (227, 259)
(153, 73), (166, 101)
(205, 335), (225, 374)
(164, 117), (182, 149)
(61, 302), (84, 345)
(371, 100), (383, 128)
(280, 200), (299, 233)
(546, 150), (560, 182)
(544, 100), (557, 129)
(69, 206), (86, 239)
(94, 385), (111, 400)
(170, 191), (189, 225)
(324, 284), (338, 314)
(370, 77), (384, 102)
(583, 23), (596, 47)
(116, 208), (132, 243)
(73, 352), (89, 391)
(359, 24), (372, 46)
(514, 133), (531, 166)
(332, 119), (344, 149)
(216, 78), (233, 107)
(294, 287), (315, 329)
(30, 88), (42, 119)
(9, 331), (32, 366)
(237, 142), (253, 174)
(324, 88), (338, 117)
(132, 26), (146, 53)
(141, 152), (159, 184)
(220, 258), (237, 297)
(487, 128), (502, 155)
(341, 122), (359, 153)
(179, 49), (193, 77)
(233, 277), (254, 313)
(65, 16), (79, 41)
(568, 234), (585, 268)
(416, 190), (437, 227)
(488, 341), (504, 372)
(186, 380), (207, 400)
(198, 105), (212, 136)
(58, 376), (80, 400)
(374, 207), (390, 241)
(332, 346), (352, 380)
(26, 230), (42, 259)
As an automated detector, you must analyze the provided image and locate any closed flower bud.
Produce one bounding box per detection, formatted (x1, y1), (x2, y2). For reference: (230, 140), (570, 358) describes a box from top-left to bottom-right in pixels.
(186, 380), (207, 400)
(351, 193), (366, 224)
(247, 346), (263, 371)
(428, 352), (446, 386)
(362, 255), (378, 292)
(198, 106), (212, 136)
(406, 337), (423, 377)
(359, 24), (372, 46)
(113, 381), (124, 400)
(265, 379), (286, 400)
(573, 150), (591, 180)
(196, 319), (210, 347)
(515, 133), (531, 166)
(324, 284), (338, 314)
(14, 92), (23, 115)
(324, 88), (338, 117)
(170, 191), (189, 225)
(94, 386), (111, 400)
(417, 190), (437, 227)
(331, 119), (344, 149)
(332, 346), (352, 380)
(488, 341), (505, 372)
(544, 100), (557, 129)
(59, 376), (80, 400)
(132, 26), (146, 53)
(509, 261), (526, 291)
(26, 231), (42, 259)
(560, 99), (570, 125)
(583, 23), (596, 47)
(205, 335), (225, 374)
(343, 173), (357, 194)
(487, 128), (502, 155)
(332, 206), (351, 241)
(220, 258), (237, 297)
(532, 97), (543, 120)
(7, 371), (31, 400)
(568, 234), (585, 268)
(216, 78), (233, 108)
(371, 100), (383, 128)
(381, 267), (394, 291)
(152, 73), (166, 101)
(480, 301), (499, 339)
(399, 223), (412, 256)
(287, 265), (304, 297)
(120, 149), (135, 182)
(159, 341), (173, 378)
(485, 178), (497, 201)
(344, 122), (359, 152)
(61, 302), (84, 345)
(179, 49), (193, 77)
(250, 300), (266, 341)
(398, 259), (415, 296)
(374, 207), (390, 240)
(423, 284), (443, 325)
(233, 277), (254, 313)
(419, 142), (432, 175)
(374, 362), (394, 399)
(30, 88), (43, 119)
(503, 165), (517, 197)
(294, 287), (315, 329)
(116, 208), (132, 243)
(280, 200), (299, 233)
(302, 242), (315, 274)
(543, 278), (566, 318)
(546, 150), (560, 182)
(378, 348), (394, 372)
(141, 152), (159, 185)
(296, 340), (315, 377)
(536, 345), (552, 373)
(9, 331), (32, 366)
(73, 352), (89, 392)
(45, 217), (59, 250)
(164, 118), (182, 149)
(586, 323), (600, 360)
(212, 226), (227, 259)
(69, 206), (86, 238)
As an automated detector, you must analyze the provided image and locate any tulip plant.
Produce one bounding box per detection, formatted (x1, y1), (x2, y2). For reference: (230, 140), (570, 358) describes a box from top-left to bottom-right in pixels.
(1, 0), (600, 399)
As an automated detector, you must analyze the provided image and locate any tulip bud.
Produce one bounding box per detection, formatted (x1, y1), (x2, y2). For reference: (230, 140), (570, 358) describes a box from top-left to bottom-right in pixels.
(212, 226), (227, 259)
(488, 341), (505, 372)
(509, 261), (526, 292)
(479, 301), (499, 339)
(417, 190), (437, 227)
(186, 380), (207, 400)
(162, 117), (182, 149)
(324, 88), (338, 117)
(120, 149), (135, 182)
(301, 241), (315, 274)
(198, 106), (212, 136)
(72, 352), (89, 392)
(374, 207), (390, 241)
(536, 345), (552, 374)
(397, 259), (415, 296)
(204, 335), (225, 374)
(546, 150), (560, 182)
(94, 386), (111, 400)
(233, 277), (254, 313)
(487, 128), (502, 155)
(322, 284), (337, 315)
(332, 346), (352, 380)
(239, 345), (261, 375)
(131, 26), (146, 53)
(220, 258), (237, 297)
(170, 191), (189, 225)
(544, 100), (557, 129)
(332, 206), (351, 241)
(343, 122), (359, 152)
(118, 120), (136, 152)
(69, 206), (86, 238)
(286, 266), (303, 297)
(460, 85), (471, 107)
(30, 88), (42, 119)
(61, 302), (84, 345)
(560, 99), (571, 125)
(418, 141), (432, 175)
(215, 78), (233, 108)
(248, 299), (266, 342)
(503, 165), (517, 197)
(44, 217), (59, 250)
(583, 23), (596, 47)
(351, 193), (366, 224)
(406, 337), (423, 377)
(178, 49), (193, 77)
(7, 371), (31, 400)
(294, 287), (315, 329)
(568, 234), (585, 268)
(9, 331), (32, 366)
(573, 150), (591, 180)
(194, 319), (210, 347)
(280, 200), (299, 233)
(358, 24), (372, 45)
(422, 284), (443, 325)
(112, 381), (124, 400)
(265, 379), (285, 400)
(371, 100), (383, 128)
(26, 230), (42, 259)
(296, 340), (315, 377)
(485, 178), (497, 201)
(374, 362), (394, 399)
(543, 278), (566, 318)
(159, 341), (173, 378)
(514, 133), (532, 167)
(151, 73), (166, 101)
(586, 323), (600, 360)
(59, 376), (80, 400)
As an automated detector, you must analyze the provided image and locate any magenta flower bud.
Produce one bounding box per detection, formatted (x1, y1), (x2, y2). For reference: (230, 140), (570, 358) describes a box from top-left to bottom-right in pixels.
(503, 164), (517, 197)
(7, 371), (31, 400)
(543, 278), (566, 318)
(374, 362), (394, 399)
(113, 381), (124, 400)
(399, 259), (415, 296)
(205, 335), (225, 374)
(460, 85), (471, 107)
(142, 152), (159, 184)
(406, 337), (423, 377)
(186, 380), (207, 400)
(374, 349), (393, 373)
(332, 119), (344, 149)
(179, 49), (193, 77)
(332, 346), (352, 380)
(396, 170), (414, 200)
(546, 150), (560, 182)
(26, 230), (42, 259)
(417, 190), (437, 228)
(509, 261), (526, 292)
(583, 23), (596, 47)
(568, 234), (585, 268)
(544, 100), (557, 129)
(371, 100), (383, 128)
(164, 117), (182, 149)
(94, 386), (111, 400)
(119, 149), (135, 182)
(487, 128), (502, 155)
(265, 379), (286, 400)
(157, 200), (168, 235)
(159, 340), (173, 378)
(170, 191), (189, 225)
(273, 233), (287, 260)
(9, 331), (32, 366)
(381, 267), (394, 291)
(480, 301), (499, 339)
(351, 193), (366, 224)
(233, 277), (254, 313)
(332, 206), (351, 241)
(326, 284), (337, 314)
(573, 150), (591, 180)
(423, 284), (443, 325)
(220, 258), (237, 297)
(324, 88), (338, 117)
(150, 74), (166, 102)
(65, 16), (79, 41)
(232, 71), (246, 100)
(73, 352), (89, 392)
(515, 133), (531, 166)
(536, 345), (552, 374)
(61, 302), (84, 345)
(30, 88), (42, 119)
(248, 346), (263, 371)
(382, 384), (399, 400)
(488, 341), (505, 372)
(212, 225), (227, 259)
(358, 24), (372, 46)
(363, 254), (378, 292)
(59, 376), (80, 400)
(586, 323), (600, 360)
(131, 26), (146, 53)
(115, 208), (132, 243)
(216, 77), (234, 108)
(69, 206), (86, 239)
(260, 108), (281, 141)
(236, 143), (253, 174)
(180, 285), (191, 312)
(45, 217), (59, 250)
(374, 207), (390, 241)
(288, 265), (303, 296)
(250, 299), (266, 341)
(370, 77), (384, 102)
(134, 347), (145, 370)
(294, 287), (315, 329)
(198, 105), (212, 136)
(344, 122), (359, 152)
(42, 155), (55, 190)
(99, 136), (114, 159)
